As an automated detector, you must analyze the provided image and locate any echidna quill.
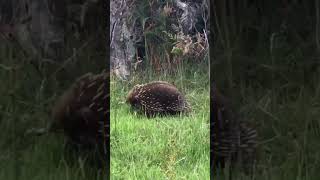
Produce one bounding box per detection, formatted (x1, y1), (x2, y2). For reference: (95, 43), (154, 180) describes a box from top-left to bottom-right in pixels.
(126, 81), (191, 117)
(50, 70), (109, 154)
(212, 84), (257, 173)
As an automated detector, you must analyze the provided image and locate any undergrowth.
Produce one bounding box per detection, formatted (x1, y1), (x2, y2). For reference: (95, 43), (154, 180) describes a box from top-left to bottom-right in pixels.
(110, 61), (210, 179)
(0, 34), (107, 180)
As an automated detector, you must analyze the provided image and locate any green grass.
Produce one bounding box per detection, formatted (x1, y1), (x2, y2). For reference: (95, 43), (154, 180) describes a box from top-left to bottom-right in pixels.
(213, 51), (320, 179)
(212, 84), (320, 180)
(211, 55), (320, 179)
(110, 65), (210, 179)
(0, 38), (107, 180)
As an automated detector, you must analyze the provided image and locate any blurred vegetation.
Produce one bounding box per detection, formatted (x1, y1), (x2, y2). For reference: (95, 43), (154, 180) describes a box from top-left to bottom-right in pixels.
(213, 0), (319, 93)
(212, 0), (320, 179)
(0, 19), (106, 179)
(128, 0), (209, 75)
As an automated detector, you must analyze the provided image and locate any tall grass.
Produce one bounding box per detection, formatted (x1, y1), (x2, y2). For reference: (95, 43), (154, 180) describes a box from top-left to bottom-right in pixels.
(213, 15), (320, 180)
(213, 40), (320, 179)
(212, 1), (320, 178)
(0, 33), (107, 179)
(110, 60), (210, 179)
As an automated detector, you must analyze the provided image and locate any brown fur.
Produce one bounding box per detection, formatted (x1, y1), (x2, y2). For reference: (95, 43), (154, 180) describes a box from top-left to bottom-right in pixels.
(126, 81), (191, 117)
(51, 70), (108, 152)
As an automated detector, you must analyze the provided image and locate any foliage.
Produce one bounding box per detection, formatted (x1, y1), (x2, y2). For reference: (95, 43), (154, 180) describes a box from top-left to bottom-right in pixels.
(213, 0), (320, 179)
(130, 0), (209, 74)
(0, 28), (106, 179)
(110, 62), (210, 179)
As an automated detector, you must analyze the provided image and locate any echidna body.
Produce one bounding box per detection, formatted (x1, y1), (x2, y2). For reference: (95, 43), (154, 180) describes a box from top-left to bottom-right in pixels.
(51, 70), (108, 152)
(212, 85), (257, 172)
(126, 81), (190, 117)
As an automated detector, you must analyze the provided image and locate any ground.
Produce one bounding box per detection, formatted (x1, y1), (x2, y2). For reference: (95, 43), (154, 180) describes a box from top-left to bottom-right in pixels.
(110, 66), (210, 179)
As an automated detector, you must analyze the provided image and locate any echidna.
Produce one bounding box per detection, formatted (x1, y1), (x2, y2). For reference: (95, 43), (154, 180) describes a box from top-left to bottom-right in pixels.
(126, 81), (191, 117)
(212, 84), (257, 173)
(51, 70), (108, 154)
